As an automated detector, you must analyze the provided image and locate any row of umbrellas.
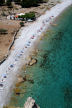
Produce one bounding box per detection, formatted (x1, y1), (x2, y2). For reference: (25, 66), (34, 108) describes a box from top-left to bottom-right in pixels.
(0, 15), (54, 88)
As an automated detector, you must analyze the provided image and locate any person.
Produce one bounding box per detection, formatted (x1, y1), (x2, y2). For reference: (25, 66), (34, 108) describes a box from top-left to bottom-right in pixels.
(8, 67), (10, 70)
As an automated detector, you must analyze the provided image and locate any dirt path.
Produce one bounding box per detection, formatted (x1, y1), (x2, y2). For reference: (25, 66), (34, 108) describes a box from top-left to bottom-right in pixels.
(0, 20), (20, 61)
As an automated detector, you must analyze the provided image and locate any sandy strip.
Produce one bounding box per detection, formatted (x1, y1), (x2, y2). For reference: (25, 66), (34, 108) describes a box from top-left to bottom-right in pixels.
(0, 0), (72, 107)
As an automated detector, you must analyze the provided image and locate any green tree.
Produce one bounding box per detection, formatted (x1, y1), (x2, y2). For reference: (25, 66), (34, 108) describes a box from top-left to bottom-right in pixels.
(21, 0), (38, 8)
(25, 12), (36, 20)
(6, 0), (11, 6)
(0, 0), (5, 6)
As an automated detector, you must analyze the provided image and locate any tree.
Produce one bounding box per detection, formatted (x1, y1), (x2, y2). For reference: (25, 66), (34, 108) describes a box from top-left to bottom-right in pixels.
(21, 0), (44, 8)
(6, 0), (12, 8)
(0, 29), (8, 34)
(0, 0), (5, 6)
(21, 0), (38, 8)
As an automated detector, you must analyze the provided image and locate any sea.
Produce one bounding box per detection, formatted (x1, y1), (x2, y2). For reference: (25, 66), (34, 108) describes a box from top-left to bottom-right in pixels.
(9, 5), (72, 108)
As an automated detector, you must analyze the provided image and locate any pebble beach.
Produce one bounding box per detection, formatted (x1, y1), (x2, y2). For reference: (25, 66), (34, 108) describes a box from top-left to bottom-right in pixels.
(0, 0), (72, 107)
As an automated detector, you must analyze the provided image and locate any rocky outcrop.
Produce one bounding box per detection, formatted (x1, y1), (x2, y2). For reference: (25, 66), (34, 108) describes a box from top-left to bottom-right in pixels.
(29, 58), (37, 66)
(24, 97), (40, 108)
(17, 75), (25, 83)
(16, 75), (34, 87)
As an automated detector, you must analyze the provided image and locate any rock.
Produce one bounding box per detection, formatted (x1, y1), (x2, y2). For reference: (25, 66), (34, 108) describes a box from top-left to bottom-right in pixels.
(51, 23), (57, 26)
(17, 75), (24, 83)
(27, 56), (32, 61)
(28, 79), (34, 84)
(24, 97), (40, 108)
(15, 82), (21, 87)
(16, 75), (27, 87)
(29, 58), (37, 66)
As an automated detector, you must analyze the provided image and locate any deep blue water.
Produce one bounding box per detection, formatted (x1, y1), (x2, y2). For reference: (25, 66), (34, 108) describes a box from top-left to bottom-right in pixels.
(9, 5), (72, 108)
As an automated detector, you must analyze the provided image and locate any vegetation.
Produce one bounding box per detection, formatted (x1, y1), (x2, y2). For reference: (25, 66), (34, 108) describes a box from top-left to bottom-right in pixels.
(21, 0), (38, 8)
(19, 12), (36, 21)
(6, 0), (13, 8)
(21, 0), (45, 8)
(0, 0), (44, 7)
(0, 29), (8, 35)
(0, 0), (5, 6)
(20, 22), (24, 27)
(14, 0), (21, 4)
(25, 12), (36, 20)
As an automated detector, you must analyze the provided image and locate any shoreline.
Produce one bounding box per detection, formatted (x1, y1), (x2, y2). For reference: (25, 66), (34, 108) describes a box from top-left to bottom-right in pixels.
(0, 0), (72, 107)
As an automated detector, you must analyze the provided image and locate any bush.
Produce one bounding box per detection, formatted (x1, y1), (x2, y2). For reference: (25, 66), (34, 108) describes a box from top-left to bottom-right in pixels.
(19, 12), (36, 21)
(20, 22), (24, 27)
(6, 0), (13, 8)
(0, 29), (8, 35)
(25, 12), (36, 20)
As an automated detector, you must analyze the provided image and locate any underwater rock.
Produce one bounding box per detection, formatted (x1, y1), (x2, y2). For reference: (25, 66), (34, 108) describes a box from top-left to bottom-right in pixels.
(29, 58), (37, 66)
(23, 76), (27, 81)
(28, 79), (34, 84)
(16, 75), (27, 87)
(51, 23), (57, 26)
(24, 97), (40, 108)
(14, 88), (21, 95)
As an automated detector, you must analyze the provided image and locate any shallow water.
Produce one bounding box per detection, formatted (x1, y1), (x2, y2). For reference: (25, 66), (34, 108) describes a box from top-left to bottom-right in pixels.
(9, 5), (72, 108)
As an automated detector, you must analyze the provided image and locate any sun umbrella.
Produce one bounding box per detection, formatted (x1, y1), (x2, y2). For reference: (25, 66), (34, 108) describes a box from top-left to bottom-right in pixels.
(31, 36), (34, 39)
(21, 51), (24, 53)
(28, 41), (31, 43)
(15, 59), (18, 61)
(2, 73), (7, 78)
(19, 54), (22, 56)
(10, 64), (14, 68)
(25, 46), (27, 48)
(0, 83), (3, 87)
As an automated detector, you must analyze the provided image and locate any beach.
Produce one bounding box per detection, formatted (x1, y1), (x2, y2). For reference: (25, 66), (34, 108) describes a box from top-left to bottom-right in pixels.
(0, 0), (72, 107)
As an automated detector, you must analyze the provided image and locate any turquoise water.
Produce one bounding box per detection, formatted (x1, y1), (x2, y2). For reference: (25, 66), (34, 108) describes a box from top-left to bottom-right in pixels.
(9, 6), (72, 108)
